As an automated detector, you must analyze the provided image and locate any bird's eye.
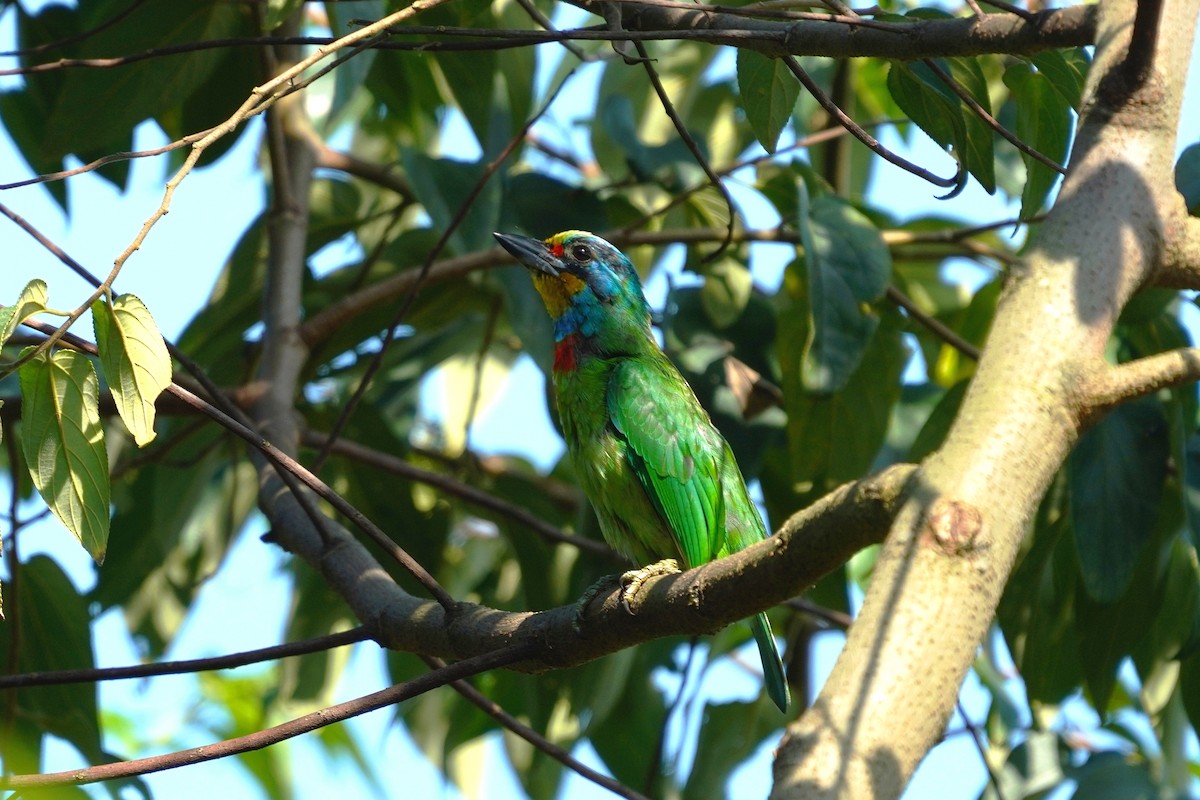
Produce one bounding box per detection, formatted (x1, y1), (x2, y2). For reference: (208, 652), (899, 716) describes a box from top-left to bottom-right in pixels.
(570, 244), (593, 263)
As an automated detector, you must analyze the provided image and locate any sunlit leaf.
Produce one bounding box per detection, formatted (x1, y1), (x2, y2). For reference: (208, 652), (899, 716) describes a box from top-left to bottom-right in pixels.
(93, 293), (172, 446)
(18, 348), (110, 562)
(0, 278), (50, 347)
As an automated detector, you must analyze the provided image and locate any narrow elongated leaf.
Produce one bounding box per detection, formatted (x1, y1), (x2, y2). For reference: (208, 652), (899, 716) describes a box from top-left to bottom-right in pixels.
(18, 348), (110, 562)
(1003, 62), (1072, 217)
(737, 49), (799, 154)
(93, 293), (172, 446)
(799, 192), (891, 393)
(1069, 399), (1168, 603)
(0, 278), (50, 347)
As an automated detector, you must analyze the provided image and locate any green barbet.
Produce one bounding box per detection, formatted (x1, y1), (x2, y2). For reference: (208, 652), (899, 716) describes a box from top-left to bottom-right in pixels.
(494, 230), (790, 712)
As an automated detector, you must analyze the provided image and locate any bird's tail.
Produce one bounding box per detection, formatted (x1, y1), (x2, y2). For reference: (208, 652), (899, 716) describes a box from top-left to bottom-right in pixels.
(749, 612), (790, 713)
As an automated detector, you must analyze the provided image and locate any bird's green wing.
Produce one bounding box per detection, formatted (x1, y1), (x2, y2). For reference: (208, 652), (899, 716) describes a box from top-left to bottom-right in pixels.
(607, 357), (725, 568)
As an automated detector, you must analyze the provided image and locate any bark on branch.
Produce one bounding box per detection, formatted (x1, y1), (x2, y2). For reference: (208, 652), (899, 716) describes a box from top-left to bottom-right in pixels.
(575, 2), (1095, 59)
(770, 2), (1200, 797)
(263, 462), (913, 672)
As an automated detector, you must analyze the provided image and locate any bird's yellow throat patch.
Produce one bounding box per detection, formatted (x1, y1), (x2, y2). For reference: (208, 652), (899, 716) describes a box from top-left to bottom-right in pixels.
(532, 271), (586, 318)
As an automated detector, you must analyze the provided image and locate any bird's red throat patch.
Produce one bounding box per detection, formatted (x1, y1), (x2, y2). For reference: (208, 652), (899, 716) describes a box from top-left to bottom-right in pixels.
(553, 334), (579, 373)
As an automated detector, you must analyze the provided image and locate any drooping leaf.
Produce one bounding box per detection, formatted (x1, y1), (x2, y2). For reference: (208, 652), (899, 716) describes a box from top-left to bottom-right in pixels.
(1069, 399), (1169, 603)
(737, 49), (800, 154)
(1003, 62), (1073, 218)
(18, 348), (110, 562)
(887, 57), (996, 193)
(0, 278), (50, 347)
(778, 270), (907, 485)
(797, 191), (892, 393)
(92, 293), (173, 446)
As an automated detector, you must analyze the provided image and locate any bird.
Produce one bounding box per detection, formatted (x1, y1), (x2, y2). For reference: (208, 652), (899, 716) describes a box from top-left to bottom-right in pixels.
(493, 229), (790, 713)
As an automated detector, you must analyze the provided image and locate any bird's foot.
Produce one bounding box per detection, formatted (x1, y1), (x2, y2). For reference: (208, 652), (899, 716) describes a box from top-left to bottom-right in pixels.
(571, 559), (682, 630)
(618, 558), (681, 612)
(573, 573), (622, 632)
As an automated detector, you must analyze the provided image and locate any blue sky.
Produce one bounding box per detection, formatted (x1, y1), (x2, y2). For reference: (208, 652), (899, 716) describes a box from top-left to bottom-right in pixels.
(3, 4), (1200, 799)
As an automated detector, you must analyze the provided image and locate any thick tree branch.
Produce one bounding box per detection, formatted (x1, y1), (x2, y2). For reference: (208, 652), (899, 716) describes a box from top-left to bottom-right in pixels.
(771, 2), (1200, 797)
(598, 2), (1095, 59)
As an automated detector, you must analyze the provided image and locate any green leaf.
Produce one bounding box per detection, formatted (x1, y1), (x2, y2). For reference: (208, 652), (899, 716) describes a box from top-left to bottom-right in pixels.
(92, 293), (172, 446)
(1176, 143), (1200, 216)
(1031, 48), (1090, 111)
(1069, 399), (1168, 603)
(798, 192), (892, 393)
(700, 258), (754, 330)
(0, 278), (51, 348)
(18, 348), (110, 562)
(1067, 752), (1156, 800)
(7, 0), (246, 187)
(264, 0), (304, 31)
(737, 49), (799, 154)
(683, 696), (782, 799)
(401, 153), (501, 255)
(0, 555), (102, 764)
(778, 283), (907, 486)
(887, 59), (995, 193)
(1003, 62), (1072, 218)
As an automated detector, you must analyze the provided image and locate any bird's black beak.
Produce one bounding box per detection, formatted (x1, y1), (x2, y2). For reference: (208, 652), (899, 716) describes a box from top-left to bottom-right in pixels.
(493, 232), (561, 277)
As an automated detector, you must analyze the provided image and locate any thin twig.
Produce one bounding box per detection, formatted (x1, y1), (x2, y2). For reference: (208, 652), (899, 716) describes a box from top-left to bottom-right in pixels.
(421, 654), (650, 800)
(0, 629), (370, 689)
(922, 59), (1066, 176)
(634, 39), (736, 262)
(885, 285), (981, 361)
(0, 643), (537, 790)
(300, 431), (623, 561)
(310, 64), (581, 471)
(781, 56), (964, 191)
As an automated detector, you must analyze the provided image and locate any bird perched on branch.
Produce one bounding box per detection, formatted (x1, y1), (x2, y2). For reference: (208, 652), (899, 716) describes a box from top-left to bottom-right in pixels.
(493, 230), (790, 713)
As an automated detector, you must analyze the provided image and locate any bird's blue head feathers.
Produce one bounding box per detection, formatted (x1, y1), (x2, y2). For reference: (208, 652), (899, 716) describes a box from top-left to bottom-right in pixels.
(494, 230), (653, 346)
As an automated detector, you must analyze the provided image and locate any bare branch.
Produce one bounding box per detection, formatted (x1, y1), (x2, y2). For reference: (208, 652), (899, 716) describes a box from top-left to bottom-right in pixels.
(1085, 348), (1200, 413)
(300, 431), (624, 562)
(0, 629), (370, 689)
(0, 644), (536, 790)
(885, 285), (981, 361)
(635, 39), (736, 261)
(782, 56), (962, 190)
(423, 654), (651, 800)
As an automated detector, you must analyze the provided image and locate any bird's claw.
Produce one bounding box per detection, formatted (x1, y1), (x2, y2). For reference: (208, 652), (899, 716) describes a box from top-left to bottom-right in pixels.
(572, 559), (682, 630)
(619, 558), (681, 612)
(573, 573), (622, 632)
